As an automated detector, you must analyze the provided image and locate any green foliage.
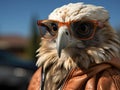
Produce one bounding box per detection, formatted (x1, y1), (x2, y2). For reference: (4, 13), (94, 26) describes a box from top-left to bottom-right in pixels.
(27, 15), (40, 61)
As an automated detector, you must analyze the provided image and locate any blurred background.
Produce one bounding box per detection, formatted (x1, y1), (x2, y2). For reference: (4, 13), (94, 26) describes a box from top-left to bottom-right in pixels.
(0, 0), (120, 90)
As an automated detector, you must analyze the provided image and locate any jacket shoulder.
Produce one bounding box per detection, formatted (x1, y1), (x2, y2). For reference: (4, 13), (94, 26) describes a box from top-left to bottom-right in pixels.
(28, 67), (42, 90)
(97, 67), (120, 90)
(62, 60), (120, 90)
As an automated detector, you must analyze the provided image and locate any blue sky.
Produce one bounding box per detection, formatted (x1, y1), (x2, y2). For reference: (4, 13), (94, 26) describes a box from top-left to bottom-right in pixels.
(0, 0), (120, 37)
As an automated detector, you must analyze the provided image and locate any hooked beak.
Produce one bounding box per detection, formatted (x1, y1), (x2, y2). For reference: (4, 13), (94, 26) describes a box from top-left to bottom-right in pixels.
(56, 26), (70, 57)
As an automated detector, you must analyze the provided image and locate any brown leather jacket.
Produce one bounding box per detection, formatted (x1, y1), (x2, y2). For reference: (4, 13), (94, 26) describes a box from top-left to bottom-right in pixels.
(28, 58), (120, 90)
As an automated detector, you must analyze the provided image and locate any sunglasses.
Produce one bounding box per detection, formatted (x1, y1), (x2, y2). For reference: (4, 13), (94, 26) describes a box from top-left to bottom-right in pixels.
(37, 19), (103, 40)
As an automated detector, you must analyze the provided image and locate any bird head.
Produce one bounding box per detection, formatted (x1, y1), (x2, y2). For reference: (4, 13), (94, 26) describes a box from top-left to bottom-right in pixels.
(36, 3), (120, 69)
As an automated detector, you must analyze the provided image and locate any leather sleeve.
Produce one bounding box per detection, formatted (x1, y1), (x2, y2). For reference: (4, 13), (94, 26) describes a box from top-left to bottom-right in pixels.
(97, 68), (120, 90)
(28, 67), (41, 90)
(62, 63), (120, 90)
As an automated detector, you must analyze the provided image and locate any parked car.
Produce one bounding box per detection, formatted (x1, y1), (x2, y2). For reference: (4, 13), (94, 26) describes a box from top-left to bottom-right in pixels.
(0, 50), (37, 90)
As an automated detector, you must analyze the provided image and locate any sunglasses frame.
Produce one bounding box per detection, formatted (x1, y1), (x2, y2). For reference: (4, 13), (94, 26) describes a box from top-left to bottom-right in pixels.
(37, 19), (103, 40)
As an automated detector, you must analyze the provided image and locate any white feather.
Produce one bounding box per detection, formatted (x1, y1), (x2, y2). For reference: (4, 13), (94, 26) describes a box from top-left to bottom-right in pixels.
(49, 3), (109, 22)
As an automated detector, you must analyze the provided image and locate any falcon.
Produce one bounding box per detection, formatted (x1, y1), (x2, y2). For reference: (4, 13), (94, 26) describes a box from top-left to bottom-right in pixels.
(28, 3), (120, 90)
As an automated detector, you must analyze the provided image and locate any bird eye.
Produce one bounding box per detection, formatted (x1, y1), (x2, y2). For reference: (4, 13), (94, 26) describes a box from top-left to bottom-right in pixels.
(51, 23), (58, 32)
(77, 22), (91, 34)
(48, 22), (58, 36)
(72, 21), (96, 40)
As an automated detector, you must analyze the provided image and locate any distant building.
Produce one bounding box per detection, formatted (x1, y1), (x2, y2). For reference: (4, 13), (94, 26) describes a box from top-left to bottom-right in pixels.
(0, 35), (29, 58)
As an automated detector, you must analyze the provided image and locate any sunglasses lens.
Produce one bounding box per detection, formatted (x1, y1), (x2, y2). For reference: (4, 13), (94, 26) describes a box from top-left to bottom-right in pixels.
(37, 20), (58, 38)
(71, 21), (96, 40)
(38, 25), (49, 37)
